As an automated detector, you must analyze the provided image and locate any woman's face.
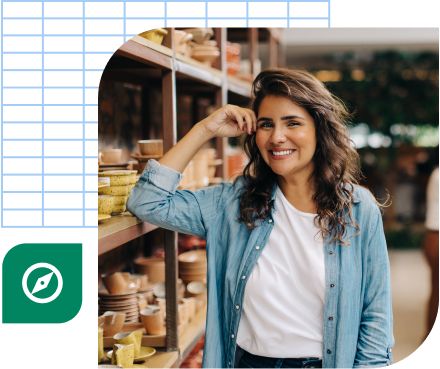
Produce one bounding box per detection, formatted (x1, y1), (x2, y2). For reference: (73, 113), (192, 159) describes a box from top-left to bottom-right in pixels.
(255, 95), (317, 181)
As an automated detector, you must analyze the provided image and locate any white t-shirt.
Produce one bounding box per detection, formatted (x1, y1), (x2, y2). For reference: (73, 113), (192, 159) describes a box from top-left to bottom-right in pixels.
(236, 187), (325, 358)
(425, 167), (439, 231)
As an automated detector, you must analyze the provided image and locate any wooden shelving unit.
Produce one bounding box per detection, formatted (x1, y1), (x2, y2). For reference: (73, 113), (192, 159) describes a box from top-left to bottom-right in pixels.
(98, 27), (283, 367)
(98, 213), (158, 256)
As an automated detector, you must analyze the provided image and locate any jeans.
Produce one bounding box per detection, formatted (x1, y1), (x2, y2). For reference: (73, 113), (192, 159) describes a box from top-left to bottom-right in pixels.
(235, 346), (322, 368)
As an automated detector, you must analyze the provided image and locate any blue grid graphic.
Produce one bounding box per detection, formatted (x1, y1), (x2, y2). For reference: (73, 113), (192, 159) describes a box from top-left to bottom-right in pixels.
(0, 0), (331, 228)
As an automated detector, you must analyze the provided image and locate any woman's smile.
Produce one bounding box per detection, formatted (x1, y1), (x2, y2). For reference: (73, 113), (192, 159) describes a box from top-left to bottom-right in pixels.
(268, 148), (297, 160)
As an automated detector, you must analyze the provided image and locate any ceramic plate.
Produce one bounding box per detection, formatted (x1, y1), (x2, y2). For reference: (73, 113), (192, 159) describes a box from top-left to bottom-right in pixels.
(106, 346), (156, 362)
(98, 289), (138, 297)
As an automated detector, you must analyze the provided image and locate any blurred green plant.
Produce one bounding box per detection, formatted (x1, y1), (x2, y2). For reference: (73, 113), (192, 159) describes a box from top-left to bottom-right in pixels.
(322, 51), (439, 137)
(385, 228), (425, 249)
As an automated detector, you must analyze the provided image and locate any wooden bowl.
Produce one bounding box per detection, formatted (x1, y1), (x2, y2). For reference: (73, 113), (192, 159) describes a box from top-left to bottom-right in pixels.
(138, 140), (163, 156)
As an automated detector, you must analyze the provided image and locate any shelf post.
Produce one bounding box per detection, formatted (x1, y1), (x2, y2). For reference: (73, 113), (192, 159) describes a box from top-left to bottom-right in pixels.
(162, 65), (179, 351)
(164, 230), (179, 351)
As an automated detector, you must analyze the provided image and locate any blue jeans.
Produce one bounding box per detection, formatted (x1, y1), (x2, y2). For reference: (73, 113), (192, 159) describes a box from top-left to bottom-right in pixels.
(235, 346), (322, 368)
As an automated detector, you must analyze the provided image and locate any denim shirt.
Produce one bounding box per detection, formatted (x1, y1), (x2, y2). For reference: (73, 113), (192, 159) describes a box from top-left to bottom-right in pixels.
(127, 159), (394, 368)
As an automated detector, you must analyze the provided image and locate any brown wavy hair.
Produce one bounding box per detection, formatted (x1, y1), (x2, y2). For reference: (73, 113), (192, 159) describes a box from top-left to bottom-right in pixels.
(236, 68), (362, 244)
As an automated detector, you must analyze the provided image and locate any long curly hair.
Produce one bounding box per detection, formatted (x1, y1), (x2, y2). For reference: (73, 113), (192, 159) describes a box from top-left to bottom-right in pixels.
(237, 68), (362, 244)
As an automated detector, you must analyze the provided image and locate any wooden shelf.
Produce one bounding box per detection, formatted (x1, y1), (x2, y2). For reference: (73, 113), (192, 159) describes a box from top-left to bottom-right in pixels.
(227, 75), (252, 98)
(118, 37), (173, 70)
(99, 27), (283, 363)
(98, 213), (158, 255)
(175, 54), (223, 87)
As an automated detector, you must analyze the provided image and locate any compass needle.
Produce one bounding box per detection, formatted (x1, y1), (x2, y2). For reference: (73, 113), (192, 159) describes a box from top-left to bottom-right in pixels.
(31, 272), (54, 295)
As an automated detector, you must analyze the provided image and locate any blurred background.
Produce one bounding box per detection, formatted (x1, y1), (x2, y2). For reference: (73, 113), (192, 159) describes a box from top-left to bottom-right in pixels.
(280, 28), (439, 362)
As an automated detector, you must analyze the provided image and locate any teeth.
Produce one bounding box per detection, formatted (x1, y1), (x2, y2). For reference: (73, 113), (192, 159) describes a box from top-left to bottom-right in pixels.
(271, 150), (293, 156)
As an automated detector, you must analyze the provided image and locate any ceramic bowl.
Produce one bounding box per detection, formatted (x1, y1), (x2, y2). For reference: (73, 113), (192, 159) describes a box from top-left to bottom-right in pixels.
(138, 140), (163, 156)
(186, 281), (206, 296)
(134, 257), (166, 283)
(191, 50), (220, 66)
(98, 195), (115, 215)
(138, 28), (168, 45)
(183, 28), (214, 44)
(99, 184), (135, 196)
(178, 249), (206, 264)
(98, 170), (137, 186)
(100, 149), (122, 164)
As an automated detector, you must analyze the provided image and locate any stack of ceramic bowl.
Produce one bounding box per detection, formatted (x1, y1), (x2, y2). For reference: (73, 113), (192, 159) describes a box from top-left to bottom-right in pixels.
(173, 29), (193, 56)
(134, 257), (166, 284)
(182, 28), (219, 67)
(190, 40), (220, 67)
(98, 170), (137, 214)
(98, 177), (111, 223)
(98, 290), (140, 323)
(178, 250), (207, 284)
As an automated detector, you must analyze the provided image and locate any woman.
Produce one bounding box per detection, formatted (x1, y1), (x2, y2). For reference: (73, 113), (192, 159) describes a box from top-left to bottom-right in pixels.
(127, 69), (394, 368)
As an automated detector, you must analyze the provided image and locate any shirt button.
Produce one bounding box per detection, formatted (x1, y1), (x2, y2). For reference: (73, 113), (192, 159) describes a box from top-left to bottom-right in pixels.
(327, 349), (332, 354)
(231, 334), (235, 338)
(329, 250), (334, 255)
(330, 283), (335, 288)
(255, 245), (260, 250)
(268, 219), (273, 223)
(328, 316), (334, 321)
(228, 362), (231, 366)
(235, 305), (240, 310)
(241, 275), (246, 280)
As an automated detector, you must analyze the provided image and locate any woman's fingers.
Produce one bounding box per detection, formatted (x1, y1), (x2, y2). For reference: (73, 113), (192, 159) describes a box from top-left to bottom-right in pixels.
(242, 110), (253, 135)
(229, 108), (245, 132)
(224, 105), (256, 135)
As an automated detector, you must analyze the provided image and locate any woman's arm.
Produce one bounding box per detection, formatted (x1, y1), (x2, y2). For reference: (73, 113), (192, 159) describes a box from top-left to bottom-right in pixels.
(127, 105), (256, 237)
(353, 206), (394, 367)
(159, 105), (256, 173)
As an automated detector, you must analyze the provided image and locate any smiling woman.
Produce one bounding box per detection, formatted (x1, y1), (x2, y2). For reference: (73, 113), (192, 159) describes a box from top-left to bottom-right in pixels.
(240, 69), (361, 244)
(127, 68), (394, 368)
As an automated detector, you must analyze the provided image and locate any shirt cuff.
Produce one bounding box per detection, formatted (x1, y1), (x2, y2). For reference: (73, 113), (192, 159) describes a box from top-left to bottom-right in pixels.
(139, 159), (182, 193)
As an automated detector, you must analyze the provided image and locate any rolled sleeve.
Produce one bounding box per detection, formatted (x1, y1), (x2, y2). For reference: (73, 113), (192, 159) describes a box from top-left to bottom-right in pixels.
(138, 159), (182, 193)
(127, 159), (230, 239)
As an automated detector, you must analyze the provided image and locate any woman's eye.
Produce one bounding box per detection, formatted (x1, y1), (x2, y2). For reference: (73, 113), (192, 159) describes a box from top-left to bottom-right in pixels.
(258, 121), (273, 128)
(287, 121), (300, 127)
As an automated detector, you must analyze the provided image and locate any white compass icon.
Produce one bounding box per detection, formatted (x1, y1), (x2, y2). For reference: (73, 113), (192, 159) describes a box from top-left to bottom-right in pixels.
(22, 263), (63, 304)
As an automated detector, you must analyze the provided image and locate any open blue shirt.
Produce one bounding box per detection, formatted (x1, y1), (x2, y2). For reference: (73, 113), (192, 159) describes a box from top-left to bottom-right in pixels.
(127, 159), (394, 368)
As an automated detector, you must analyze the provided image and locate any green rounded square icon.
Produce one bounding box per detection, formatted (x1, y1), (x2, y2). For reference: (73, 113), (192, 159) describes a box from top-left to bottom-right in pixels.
(2, 243), (82, 323)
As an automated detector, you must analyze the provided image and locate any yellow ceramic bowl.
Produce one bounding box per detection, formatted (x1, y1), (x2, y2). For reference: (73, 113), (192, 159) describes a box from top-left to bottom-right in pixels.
(99, 170), (137, 186)
(112, 203), (127, 214)
(98, 195), (114, 215)
(99, 185), (133, 196)
(138, 28), (168, 45)
(112, 195), (129, 206)
(98, 177), (110, 189)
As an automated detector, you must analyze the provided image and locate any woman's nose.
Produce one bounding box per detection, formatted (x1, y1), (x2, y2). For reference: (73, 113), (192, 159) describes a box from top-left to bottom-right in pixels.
(270, 127), (287, 144)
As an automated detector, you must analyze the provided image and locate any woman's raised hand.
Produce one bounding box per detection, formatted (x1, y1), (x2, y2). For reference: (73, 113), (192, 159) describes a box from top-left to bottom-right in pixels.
(199, 104), (257, 138)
